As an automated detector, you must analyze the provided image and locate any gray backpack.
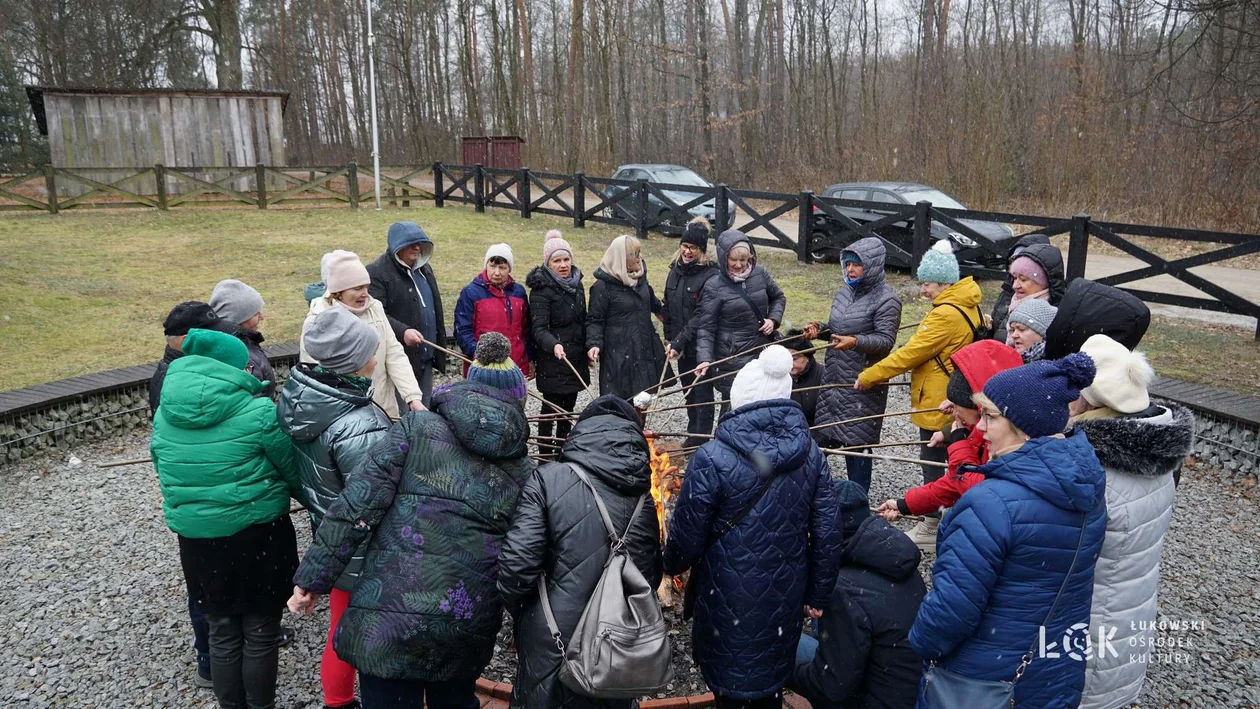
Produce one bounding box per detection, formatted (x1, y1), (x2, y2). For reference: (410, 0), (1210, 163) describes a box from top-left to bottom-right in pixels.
(537, 462), (674, 698)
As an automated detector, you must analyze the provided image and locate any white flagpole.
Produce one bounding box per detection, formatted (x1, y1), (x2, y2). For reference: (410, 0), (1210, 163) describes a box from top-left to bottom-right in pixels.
(366, 0), (382, 210)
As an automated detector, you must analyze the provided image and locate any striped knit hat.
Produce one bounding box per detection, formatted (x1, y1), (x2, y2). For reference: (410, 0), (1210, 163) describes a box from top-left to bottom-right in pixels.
(466, 332), (527, 401)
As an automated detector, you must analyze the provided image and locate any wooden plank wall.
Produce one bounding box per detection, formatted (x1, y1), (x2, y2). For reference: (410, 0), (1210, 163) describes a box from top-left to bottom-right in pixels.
(45, 92), (287, 197)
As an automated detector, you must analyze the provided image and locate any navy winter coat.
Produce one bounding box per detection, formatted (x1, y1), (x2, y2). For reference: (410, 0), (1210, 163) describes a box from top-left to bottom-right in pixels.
(910, 432), (1107, 708)
(663, 400), (842, 699)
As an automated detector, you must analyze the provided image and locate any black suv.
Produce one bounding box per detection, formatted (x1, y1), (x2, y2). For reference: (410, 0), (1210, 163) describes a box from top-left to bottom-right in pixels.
(604, 164), (735, 229)
(809, 182), (1014, 267)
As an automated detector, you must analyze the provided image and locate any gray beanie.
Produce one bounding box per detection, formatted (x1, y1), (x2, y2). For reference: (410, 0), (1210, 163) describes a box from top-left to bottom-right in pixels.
(209, 279), (265, 325)
(1008, 298), (1058, 339)
(304, 307), (380, 374)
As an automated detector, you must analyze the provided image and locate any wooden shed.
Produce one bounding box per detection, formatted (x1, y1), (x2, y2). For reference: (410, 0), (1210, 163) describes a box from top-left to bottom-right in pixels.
(25, 86), (289, 196)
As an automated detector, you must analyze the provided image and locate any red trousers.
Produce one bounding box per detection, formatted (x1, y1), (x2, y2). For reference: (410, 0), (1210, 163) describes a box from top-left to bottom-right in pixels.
(322, 588), (357, 706)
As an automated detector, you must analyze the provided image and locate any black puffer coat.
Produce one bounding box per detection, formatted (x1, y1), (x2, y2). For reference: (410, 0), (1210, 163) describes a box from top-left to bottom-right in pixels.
(149, 346), (182, 414)
(662, 258), (719, 357)
(498, 396), (663, 709)
(366, 250), (448, 373)
(814, 238), (902, 448)
(791, 353), (823, 427)
(695, 231), (787, 374)
(1044, 279), (1151, 360)
(585, 266), (667, 399)
(526, 266), (590, 395)
(991, 241), (1067, 342)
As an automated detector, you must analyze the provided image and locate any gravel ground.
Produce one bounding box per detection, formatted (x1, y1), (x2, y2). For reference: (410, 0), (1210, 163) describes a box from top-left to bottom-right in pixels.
(1, 381), (1258, 707)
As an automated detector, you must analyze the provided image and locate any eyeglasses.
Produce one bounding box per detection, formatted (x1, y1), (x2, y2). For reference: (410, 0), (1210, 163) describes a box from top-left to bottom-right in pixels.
(680, 243), (701, 252)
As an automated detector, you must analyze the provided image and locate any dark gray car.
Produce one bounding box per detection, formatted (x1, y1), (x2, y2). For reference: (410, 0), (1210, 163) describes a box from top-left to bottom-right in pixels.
(810, 182), (1015, 268)
(605, 164), (735, 230)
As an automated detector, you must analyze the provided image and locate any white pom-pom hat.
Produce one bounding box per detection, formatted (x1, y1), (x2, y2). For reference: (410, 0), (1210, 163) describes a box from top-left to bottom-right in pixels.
(730, 345), (795, 411)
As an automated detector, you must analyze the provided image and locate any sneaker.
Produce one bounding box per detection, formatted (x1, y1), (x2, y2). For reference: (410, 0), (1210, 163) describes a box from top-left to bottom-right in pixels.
(279, 625), (296, 648)
(194, 652), (213, 688)
(906, 517), (940, 554)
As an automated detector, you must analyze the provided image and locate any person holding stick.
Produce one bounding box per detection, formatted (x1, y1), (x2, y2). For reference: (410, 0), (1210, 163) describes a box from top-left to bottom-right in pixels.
(855, 241), (982, 550)
(694, 230), (787, 415)
(586, 235), (669, 399)
(526, 229), (590, 452)
(802, 237), (902, 491)
(663, 218), (720, 447)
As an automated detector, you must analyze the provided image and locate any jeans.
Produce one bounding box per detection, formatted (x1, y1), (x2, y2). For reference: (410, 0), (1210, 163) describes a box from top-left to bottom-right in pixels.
(678, 355), (715, 447)
(713, 693), (783, 709)
(417, 361), (435, 408)
(920, 427), (949, 518)
(359, 675), (478, 709)
(796, 632), (820, 667)
(537, 391), (579, 451)
(844, 452), (873, 492)
(190, 596), (210, 656)
(206, 611), (283, 709)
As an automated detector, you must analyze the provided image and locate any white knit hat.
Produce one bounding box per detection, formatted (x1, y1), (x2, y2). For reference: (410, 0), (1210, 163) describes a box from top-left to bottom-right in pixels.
(1078, 334), (1154, 414)
(484, 243), (515, 271)
(323, 249), (371, 294)
(730, 345), (795, 411)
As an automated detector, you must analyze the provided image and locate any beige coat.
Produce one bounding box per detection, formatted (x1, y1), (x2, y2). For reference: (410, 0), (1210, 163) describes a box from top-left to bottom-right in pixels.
(301, 296), (422, 420)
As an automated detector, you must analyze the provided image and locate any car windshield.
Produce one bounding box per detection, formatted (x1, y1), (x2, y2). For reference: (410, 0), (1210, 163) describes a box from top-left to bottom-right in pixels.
(898, 189), (966, 210)
(652, 168), (711, 187)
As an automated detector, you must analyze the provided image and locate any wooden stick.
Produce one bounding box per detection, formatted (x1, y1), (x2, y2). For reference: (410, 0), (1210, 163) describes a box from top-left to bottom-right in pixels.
(821, 447), (947, 467)
(562, 355), (595, 399)
(527, 411), (581, 422)
(899, 320), (922, 331)
(809, 408), (937, 432)
(652, 329), (821, 393)
(788, 381), (910, 395)
(531, 434), (567, 443)
(831, 439), (925, 452)
(99, 457), (152, 468)
(869, 506), (927, 522)
(527, 389), (570, 415)
(427, 340), (474, 365)
(645, 431), (715, 440)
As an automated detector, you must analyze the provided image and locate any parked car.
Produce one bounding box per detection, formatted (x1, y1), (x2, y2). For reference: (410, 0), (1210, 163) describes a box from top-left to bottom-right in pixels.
(604, 164), (735, 230)
(809, 182), (1015, 268)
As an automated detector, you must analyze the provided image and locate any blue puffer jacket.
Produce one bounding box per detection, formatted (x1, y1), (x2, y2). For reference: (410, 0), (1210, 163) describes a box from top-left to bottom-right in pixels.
(910, 432), (1107, 709)
(663, 400), (842, 700)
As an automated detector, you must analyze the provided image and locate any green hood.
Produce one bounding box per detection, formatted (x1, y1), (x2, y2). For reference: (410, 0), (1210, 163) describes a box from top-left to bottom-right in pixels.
(159, 354), (264, 429)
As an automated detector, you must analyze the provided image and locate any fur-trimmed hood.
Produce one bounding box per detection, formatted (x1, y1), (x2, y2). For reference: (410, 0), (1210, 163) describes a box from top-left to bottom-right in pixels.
(1074, 402), (1195, 478)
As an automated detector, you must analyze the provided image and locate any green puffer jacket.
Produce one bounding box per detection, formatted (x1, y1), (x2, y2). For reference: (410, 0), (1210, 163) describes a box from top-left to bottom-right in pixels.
(151, 353), (301, 539)
(277, 364), (392, 590)
(293, 380), (533, 681)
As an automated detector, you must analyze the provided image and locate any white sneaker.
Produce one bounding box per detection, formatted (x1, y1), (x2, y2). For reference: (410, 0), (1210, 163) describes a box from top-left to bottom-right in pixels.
(906, 517), (940, 554)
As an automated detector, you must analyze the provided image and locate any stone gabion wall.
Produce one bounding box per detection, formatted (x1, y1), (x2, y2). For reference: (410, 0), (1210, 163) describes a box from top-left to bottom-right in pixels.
(0, 362), (294, 466)
(1192, 412), (1260, 481)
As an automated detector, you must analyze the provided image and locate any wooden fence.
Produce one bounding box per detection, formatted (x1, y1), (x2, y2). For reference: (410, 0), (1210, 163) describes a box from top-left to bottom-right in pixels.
(4, 161), (1260, 337)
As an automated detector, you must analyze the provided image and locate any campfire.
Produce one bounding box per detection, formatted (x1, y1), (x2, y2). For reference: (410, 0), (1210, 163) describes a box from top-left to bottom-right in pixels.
(647, 434), (687, 607)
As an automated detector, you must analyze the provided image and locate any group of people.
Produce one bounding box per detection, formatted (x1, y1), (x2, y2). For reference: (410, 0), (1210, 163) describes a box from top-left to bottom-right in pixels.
(144, 217), (1193, 709)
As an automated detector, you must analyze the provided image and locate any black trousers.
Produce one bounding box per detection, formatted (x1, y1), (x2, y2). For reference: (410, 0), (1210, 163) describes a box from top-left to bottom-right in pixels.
(538, 391), (579, 455)
(713, 692), (782, 709)
(678, 355), (716, 447)
(920, 426), (949, 519)
(206, 611), (283, 709)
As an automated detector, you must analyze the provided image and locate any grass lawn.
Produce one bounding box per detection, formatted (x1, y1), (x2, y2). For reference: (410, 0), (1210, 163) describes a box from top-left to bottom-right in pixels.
(0, 204), (1256, 395)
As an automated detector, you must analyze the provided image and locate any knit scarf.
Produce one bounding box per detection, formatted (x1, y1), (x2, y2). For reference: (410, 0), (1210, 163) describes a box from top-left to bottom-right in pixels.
(1020, 340), (1047, 364)
(1007, 286), (1050, 315)
(327, 294), (372, 316)
(727, 263), (753, 283)
(313, 365), (372, 392)
(544, 264), (583, 293)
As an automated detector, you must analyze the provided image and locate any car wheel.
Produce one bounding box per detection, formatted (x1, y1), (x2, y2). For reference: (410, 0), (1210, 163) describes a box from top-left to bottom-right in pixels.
(809, 231), (839, 263)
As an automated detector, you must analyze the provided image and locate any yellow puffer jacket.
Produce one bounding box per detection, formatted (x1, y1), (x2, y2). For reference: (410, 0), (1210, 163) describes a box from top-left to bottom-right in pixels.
(858, 277), (985, 430)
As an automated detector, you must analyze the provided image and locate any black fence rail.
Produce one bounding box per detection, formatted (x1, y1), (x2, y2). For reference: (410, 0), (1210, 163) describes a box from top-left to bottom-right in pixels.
(4, 161), (1259, 337)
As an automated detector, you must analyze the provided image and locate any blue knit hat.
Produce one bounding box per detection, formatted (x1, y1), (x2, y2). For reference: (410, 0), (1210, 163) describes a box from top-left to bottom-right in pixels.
(466, 332), (527, 401)
(916, 240), (960, 284)
(832, 479), (870, 538)
(981, 352), (1096, 438)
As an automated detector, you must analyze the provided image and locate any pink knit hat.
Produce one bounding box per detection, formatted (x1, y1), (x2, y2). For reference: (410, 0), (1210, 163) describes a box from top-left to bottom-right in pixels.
(1008, 255), (1049, 289)
(542, 229), (573, 265)
(324, 250), (371, 293)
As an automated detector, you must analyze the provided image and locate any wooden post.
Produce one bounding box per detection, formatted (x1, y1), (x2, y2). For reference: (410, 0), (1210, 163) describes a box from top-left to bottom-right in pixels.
(474, 163), (485, 213)
(43, 164), (58, 214)
(433, 162), (445, 208)
(154, 164), (168, 210)
(1067, 214), (1091, 281)
(797, 190), (814, 263)
(636, 178), (649, 240)
(913, 201), (933, 272)
(573, 171), (586, 228)
(402, 187), (410, 208)
(519, 167), (531, 219)
(347, 162), (360, 209)
(388, 186), (396, 208)
(713, 185), (729, 233)
(255, 163), (267, 209)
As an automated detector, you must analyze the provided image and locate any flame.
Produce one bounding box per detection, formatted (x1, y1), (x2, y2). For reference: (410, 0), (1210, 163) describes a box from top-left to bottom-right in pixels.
(648, 434), (687, 597)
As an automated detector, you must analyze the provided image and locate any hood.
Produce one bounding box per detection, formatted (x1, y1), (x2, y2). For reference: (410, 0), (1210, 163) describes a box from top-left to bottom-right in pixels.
(715, 400), (812, 474)
(951, 340), (1024, 398)
(277, 364), (372, 443)
(161, 345), (183, 365)
(525, 264), (584, 290)
(1014, 242), (1067, 301)
(932, 276), (983, 309)
(1072, 403), (1195, 478)
(1008, 232), (1051, 259)
(842, 516), (922, 581)
(430, 380), (529, 461)
(387, 221), (434, 268)
(841, 237), (887, 289)
(715, 229), (756, 273)
(1044, 279), (1151, 360)
(561, 399), (651, 495)
(157, 355), (264, 429)
(979, 431), (1105, 513)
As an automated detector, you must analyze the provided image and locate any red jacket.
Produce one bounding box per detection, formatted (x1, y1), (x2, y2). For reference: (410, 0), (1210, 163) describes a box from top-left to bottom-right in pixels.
(454, 271), (532, 373)
(898, 340), (1022, 516)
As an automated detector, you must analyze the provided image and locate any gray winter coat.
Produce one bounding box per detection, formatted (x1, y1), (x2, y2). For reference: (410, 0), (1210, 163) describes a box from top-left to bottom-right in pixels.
(276, 363), (391, 591)
(695, 230), (787, 373)
(814, 238), (902, 447)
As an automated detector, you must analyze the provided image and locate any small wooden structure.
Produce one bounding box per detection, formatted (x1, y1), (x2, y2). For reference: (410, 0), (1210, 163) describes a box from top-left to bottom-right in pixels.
(25, 86), (289, 196)
(461, 136), (524, 169)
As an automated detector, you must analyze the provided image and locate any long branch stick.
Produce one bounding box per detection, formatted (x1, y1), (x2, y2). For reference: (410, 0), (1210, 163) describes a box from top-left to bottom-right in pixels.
(831, 439), (925, 452)
(427, 340), (474, 365)
(100, 457), (152, 468)
(899, 320), (922, 331)
(821, 448), (947, 467)
(646, 431), (715, 440)
(528, 389), (570, 415)
(788, 381), (910, 395)
(809, 408), (937, 432)
(652, 329), (822, 394)
(527, 411), (581, 422)
(562, 356), (595, 399)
